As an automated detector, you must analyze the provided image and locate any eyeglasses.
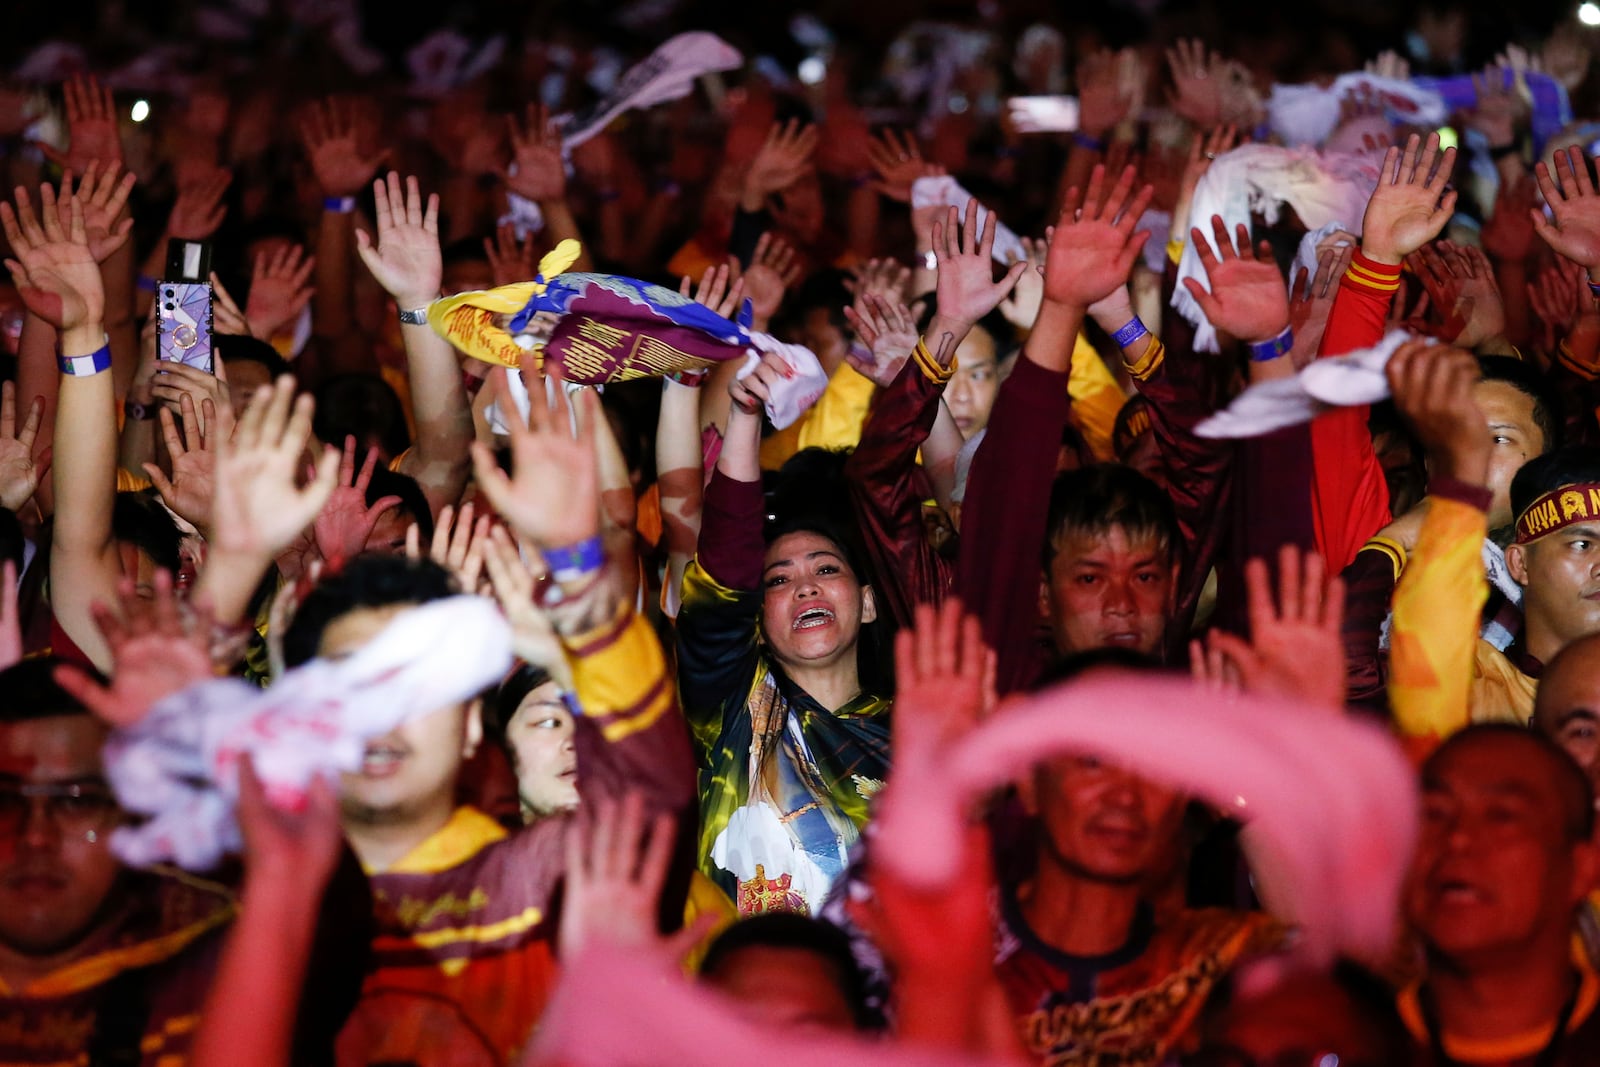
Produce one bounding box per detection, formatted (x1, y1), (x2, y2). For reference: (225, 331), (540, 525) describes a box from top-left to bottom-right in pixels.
(0, 780), (120, 843)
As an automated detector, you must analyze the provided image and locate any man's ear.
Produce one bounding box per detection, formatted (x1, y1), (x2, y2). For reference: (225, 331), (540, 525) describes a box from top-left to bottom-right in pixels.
(860, 584), (878, 625)
(463, 699), (484, 760)
(1507, 542), (1530, 586)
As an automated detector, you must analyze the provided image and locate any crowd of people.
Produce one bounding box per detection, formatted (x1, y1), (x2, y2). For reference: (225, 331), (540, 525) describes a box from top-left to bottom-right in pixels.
(8, 1), (1600, 1064)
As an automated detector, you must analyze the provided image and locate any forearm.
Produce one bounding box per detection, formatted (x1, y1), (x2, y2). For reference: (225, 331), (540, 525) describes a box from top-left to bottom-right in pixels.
(657, 379), (705, 560)
(1022, 299), (1086, 374)
(697, 466), (767, 591)
(715, 405), (763, 484)
(924, 400), (966, 515)
(312, 211), (355, 340)
(845, 182), (878, 260)
(540, 200), (596, 273)
(101, 241), (137, 399)
(16, 313), (58, 516)
(394, 323), (471, 515)
(1494, 258), (1532, 348)
(189, 876), (318, 1067)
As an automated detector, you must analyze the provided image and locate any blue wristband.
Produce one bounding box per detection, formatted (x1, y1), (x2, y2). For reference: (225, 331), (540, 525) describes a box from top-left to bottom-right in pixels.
(1111, 317), (1149, 349)
(58, 340), (112, 377)
(541, 534), (605, 582)
(1248, 325), (1293, 363)
(1588, 280), (1600, 300)
(1071, 131), (1106, 152)
(323, 195), (356, 214)
(135, 274), (158, 293)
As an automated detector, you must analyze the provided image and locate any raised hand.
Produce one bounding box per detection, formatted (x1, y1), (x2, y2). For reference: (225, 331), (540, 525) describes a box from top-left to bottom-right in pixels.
(149, 360), (233, 439)
(1385, 340), (1488, 486)
(1077, 49), (1141, 139)
(209, 376), (340, 564)
(742, 231), (801, 325)
(60, 162), (135, 263)
(866, 129), (943, 202)
(1043, 164), (1154, 309)
(1405, 241), (1506, 347)
(244, 243), (315, 339)
(1191, 545), (1346, 710)
(843, 291), (920, 386)
(559, 792), (697, 960)
(143, 393), (222, 532)
(1, 184), (104, 336)
(998, 235), (1048, 329)
(209, 274), (252, 337)
(845, 257), (912, 304)
(354, 172), (442, 309)
(471, 364), (601, 551)
(312, 437), (402, 567)
(484, 222), (536, 288)
(40, 75), (122, 173)
(407, 500), (493, 593)
(925, 200), (1026, 352)
(678, 261), (745, 320)
(0, 381), (47, 513)
(481, 525), (570, 682)
(1287, 243), (1353, 368)
(299, 98), (390, 199)
(235, 756), (344, 890)
(503, 104), (567, 204)
(1166, 39), (1254, 128)
(1465, 66), (1522, 150)
(54, 570), (217, 728)
(740, 119), (818, 211)
(1532, 146), (1600, 278)
(1360, 132), (1458, 265)
(1527, 254), (1591, 352)
(168, 165), (231, 241)
(1183, 215), (1291, 344)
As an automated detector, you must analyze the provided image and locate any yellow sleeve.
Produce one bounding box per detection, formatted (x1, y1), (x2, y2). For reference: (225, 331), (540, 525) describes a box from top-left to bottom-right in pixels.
(1068, 333), (1128, 462)
(1388, 497), (1488, 755)
(759, 362), (877, 470)
(562, 604), (674, 743)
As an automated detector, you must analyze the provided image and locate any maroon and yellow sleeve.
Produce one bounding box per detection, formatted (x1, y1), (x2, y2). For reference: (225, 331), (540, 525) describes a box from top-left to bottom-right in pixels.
(1310, 251), (1401, 572)
(1388, 481), (1491, 759)
(564, 604), (675, 743)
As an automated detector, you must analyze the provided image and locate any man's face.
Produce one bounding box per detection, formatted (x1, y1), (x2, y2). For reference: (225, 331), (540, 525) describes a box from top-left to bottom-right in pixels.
(703, 945), (858, 1032)
(1506, 523), (1600, 654)
(760, 531), (877, 672)
(1475, 381), (1543, 531)
(1028, 755), (1185, 884)
(321, 606), (479, 826)
(505, 681), (578, 820)
(1044, 525), (1177, 656)
(1405, 734), (1594, 965)
(0, 717), (121, 957)
(1533, 633), (1600, 798)
(944, 331), (999, 439)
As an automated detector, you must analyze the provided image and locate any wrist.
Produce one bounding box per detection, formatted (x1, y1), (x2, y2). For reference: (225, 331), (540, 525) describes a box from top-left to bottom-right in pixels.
(1088, 294), (1134, 328)
(1247, 324), (1293, 361)
(61, 324), (107, 356)
(396, 293), (439, 314)
(924, 314), (973, 353)
(539, 533), (604, 582)
(1358, 243), (1403, 267)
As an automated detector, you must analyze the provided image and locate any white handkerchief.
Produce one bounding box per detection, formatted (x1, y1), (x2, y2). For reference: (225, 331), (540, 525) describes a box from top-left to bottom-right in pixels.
(739, 334), (829, 430)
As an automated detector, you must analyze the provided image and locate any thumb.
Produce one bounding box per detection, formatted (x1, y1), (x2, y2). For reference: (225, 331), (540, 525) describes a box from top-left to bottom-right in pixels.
(998, 261), (1028, 294)
(141, 462), (177, 503)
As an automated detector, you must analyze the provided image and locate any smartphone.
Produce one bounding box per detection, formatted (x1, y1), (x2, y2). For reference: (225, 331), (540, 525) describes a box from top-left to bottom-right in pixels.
(1006, 95), (1081, 134)
(157, 239), (214, 374)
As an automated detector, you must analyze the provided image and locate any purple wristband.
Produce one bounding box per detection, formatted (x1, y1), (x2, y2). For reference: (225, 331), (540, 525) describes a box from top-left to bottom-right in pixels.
(1112, 317), (1149, 349)
(1071, 131), (1106, 152)
(1248, 325), (1293, 363)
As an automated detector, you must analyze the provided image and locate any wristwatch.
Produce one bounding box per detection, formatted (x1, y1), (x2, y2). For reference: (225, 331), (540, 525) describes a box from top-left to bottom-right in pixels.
(397, 306), (430, 325)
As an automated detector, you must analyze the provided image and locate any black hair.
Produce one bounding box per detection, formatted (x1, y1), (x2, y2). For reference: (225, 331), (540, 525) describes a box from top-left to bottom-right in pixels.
(1043, 464), (1180, 569)
(1033, 646), (1166, 690)
(441, 236), (491, 269)
(1198, 959), (1412, 1066)
(0, 507), (22, 569)
(215, 332), (293, 382)
(365, 465), (434, 545)
(312, 374), (412, 461)
(1510, 445), (1600, 528)
(1477, 355), (1561, 456)
(0, 656), (104, 721)
(698, 913), (876, 1031)
(772, 269), (852, 337)
(484, 664), (556, 747)
(1426, 723), (1596, 843)
(113, 491), (183, 574)
(281, 554), (458, 669)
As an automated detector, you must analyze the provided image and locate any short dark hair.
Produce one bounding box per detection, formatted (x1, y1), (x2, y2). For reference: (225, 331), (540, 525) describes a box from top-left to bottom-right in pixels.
(281, 554), (458, 668)
(698, 913), (875, 1030)
(0, 657), (104, 721)
(1043, 464), (1180, 569)
(365, 466), (434, 544)
(484, 664), (555, 746)
(1477, 355), (1560, 455)
(313, 375), (412, 461)
(1510, 445), (1600, 528)
(1426, 723), (1596, 842)
(216, 332), (293, 382)
(114, 491), (183, 573)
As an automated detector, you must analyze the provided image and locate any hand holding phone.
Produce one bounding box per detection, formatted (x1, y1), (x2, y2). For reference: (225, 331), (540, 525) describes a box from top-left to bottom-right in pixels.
(157, 239), (214, 374)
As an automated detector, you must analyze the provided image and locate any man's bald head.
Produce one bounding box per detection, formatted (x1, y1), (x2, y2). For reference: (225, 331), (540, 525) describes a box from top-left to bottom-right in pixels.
(1534, 632), (1600, 801)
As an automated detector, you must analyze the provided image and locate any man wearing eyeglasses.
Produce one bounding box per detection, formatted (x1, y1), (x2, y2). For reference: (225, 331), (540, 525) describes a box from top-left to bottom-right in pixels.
(0, 658), (366, 1066)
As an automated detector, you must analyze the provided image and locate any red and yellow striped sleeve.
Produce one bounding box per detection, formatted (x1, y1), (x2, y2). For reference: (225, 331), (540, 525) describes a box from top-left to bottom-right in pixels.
(563, 605), (674, 743)
(1388, 484), (1491, 758)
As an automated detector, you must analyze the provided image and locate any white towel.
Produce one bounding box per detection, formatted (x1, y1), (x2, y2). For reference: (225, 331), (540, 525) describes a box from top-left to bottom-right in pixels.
(1268, 72), (1447, 149)
(738, 333), (829, 430)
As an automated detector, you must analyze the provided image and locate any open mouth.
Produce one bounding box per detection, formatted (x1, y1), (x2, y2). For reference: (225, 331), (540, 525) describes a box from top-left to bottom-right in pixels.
(793, 607), (836, 631)
(361, 742), (409, 776)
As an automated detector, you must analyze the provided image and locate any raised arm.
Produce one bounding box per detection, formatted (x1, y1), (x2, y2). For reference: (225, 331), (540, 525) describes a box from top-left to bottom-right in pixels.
(354, 172), (472, 514)
(503, 105), (597, 275)
(956, 164), (1152, 692)
(5, 180), (131, 669)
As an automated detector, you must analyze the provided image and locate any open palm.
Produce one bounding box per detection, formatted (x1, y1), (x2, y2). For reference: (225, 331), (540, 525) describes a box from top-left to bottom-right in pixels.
(1533, 146), (1600, 272)
(355, 172), (442, 308)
